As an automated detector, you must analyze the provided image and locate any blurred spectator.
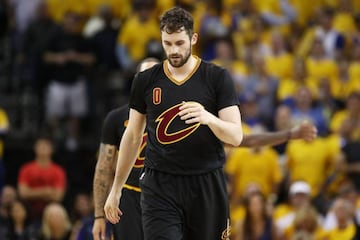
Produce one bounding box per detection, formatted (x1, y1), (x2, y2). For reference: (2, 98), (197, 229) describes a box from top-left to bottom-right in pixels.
(352, 14), (360, 46)
(349, 44), (360, 82)
(286, 135), (334, 197)
(323, 184), (360, 231)
(241, 53), (278, 128)
(305, 38), (338, 89)
(37, 203), (72, 240)
(212, 38), (248, 94)
(238, 92), (262, 127)
(322, 198), (356, 239)
(337, 92), (360, 141)
(88, 5), (120, 71)
(0, 185), (17, 221)
(339, 95), (360, 191)
(235, 191), (278, 240)
(69, 193), (94, 240)
(332, 0), (357, 40)
(198, 0), (231, 60)
(313, 7), (346, 60)
(225, 125), (283, 202)
(0, 108), (9, 191)
(43, 11), (96, 150)
(253, 0), (296, 28)
(4, 199), (37, 239)
(290, 87), (328, 136)
(18, 136), (66, 223)
(274, 181), (313, 237)
(8, 0), (42, 35)
(264, 31), (293, 80)
(19, 1), (60, 93)
(277, 58), (318, 106)
(330, 58), (360, 104)
(284, 205), (323, 240)
(116, 0), (159, 70)
(330, 92), (360, 135)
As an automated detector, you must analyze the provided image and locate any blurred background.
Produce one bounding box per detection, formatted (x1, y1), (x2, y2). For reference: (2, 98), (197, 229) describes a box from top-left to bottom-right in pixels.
(1, 0), (360, 239)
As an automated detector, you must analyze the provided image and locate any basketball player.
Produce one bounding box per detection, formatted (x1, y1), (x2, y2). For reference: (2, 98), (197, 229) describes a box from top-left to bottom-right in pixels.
(92, 58), (160, 240)
(104, 7), (317, 240)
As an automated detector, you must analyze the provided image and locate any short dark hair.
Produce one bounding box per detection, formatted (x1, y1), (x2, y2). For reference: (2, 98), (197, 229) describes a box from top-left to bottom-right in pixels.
(160, 7), (193, 36)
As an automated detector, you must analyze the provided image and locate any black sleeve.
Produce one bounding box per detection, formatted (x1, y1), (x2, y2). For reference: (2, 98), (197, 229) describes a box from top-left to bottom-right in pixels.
(129, 73), (146, 114)
(215, 68), (239, 111)
(100, 108), (126, 146)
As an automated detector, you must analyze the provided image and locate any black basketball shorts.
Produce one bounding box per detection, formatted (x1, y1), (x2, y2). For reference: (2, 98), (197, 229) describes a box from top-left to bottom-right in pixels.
(140, 167), (231, 240)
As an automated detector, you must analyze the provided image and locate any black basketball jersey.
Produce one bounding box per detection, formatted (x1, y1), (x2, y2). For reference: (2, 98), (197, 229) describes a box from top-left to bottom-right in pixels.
(130, 56), (239, 175)
(101, 105), (146, 188)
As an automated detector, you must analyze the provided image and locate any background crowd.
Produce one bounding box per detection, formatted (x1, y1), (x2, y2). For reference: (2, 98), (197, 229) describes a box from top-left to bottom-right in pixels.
(1, 0), (360, 239)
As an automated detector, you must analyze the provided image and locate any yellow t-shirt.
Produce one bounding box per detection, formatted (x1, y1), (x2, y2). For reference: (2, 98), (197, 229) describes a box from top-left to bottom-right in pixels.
(330, 77), (360, 101)
(225, 147), (282, 197)
(0, 109), (9, 159)
(290, 0), (321, 26)
(330, 110), (348, 133)
(306, 58), (338, 85)
(349, 62), (360, 81)
(265, 53), (294, 80)
(286, 138), (333, 196)
(277, 77), (318, 101)
(322, 223), (356, 240)
(117, 15), (160, 62)
(333, 13), (357, 35)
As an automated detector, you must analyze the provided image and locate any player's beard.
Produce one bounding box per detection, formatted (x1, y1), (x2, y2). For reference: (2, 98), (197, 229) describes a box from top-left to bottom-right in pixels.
(167, 45), (192, 68)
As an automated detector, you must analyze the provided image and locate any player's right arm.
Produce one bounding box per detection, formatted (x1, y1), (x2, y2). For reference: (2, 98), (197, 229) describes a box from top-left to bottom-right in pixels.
(104, 109), (146, 224)
(92, 143), (116, 240)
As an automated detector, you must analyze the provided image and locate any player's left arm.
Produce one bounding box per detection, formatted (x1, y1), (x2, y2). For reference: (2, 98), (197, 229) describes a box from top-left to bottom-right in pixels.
(240, 121), (318, 147)
(179, 102), (243, 146)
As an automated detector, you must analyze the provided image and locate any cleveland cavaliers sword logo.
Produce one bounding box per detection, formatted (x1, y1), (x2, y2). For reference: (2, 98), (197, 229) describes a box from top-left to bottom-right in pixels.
(156, 103), (201, 144)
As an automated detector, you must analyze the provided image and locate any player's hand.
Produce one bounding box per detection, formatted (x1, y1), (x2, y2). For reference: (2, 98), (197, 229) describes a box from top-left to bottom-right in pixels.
(92, 217), (107, 240)
(291, 121), (317, 141)
(179, 101), (211, 125)
(104, 191), (122, 224)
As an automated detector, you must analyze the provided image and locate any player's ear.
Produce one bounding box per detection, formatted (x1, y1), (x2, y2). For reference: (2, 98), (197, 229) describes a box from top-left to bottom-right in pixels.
(191, 33), (198, 45)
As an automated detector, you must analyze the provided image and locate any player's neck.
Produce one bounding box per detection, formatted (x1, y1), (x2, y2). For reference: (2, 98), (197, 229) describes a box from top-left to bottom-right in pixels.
(36, 157), (51, 167)
(166, 55), (198, 82)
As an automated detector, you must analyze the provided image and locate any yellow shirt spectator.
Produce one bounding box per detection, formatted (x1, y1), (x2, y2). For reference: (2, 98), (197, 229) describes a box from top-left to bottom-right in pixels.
(265, 53), (293, 80)
(349, 62), (360, 81)
(330, 110), (348, 133)
(331, 78), (360, 101)
(290, 0), (322, 26)
(225, 147), (282, 198)
(306, 57), (338, 85)
(333, 12), (357, 35)
(286, 139), (333, 196)
(277, 77), (318, 101)
(117, 14), (160, 63)
(0, 109), (9, 159)
(322, 223), (356, 240)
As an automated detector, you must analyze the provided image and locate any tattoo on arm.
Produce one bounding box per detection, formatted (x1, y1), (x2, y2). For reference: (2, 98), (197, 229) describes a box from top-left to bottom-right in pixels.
(93, 143), (117, 216)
